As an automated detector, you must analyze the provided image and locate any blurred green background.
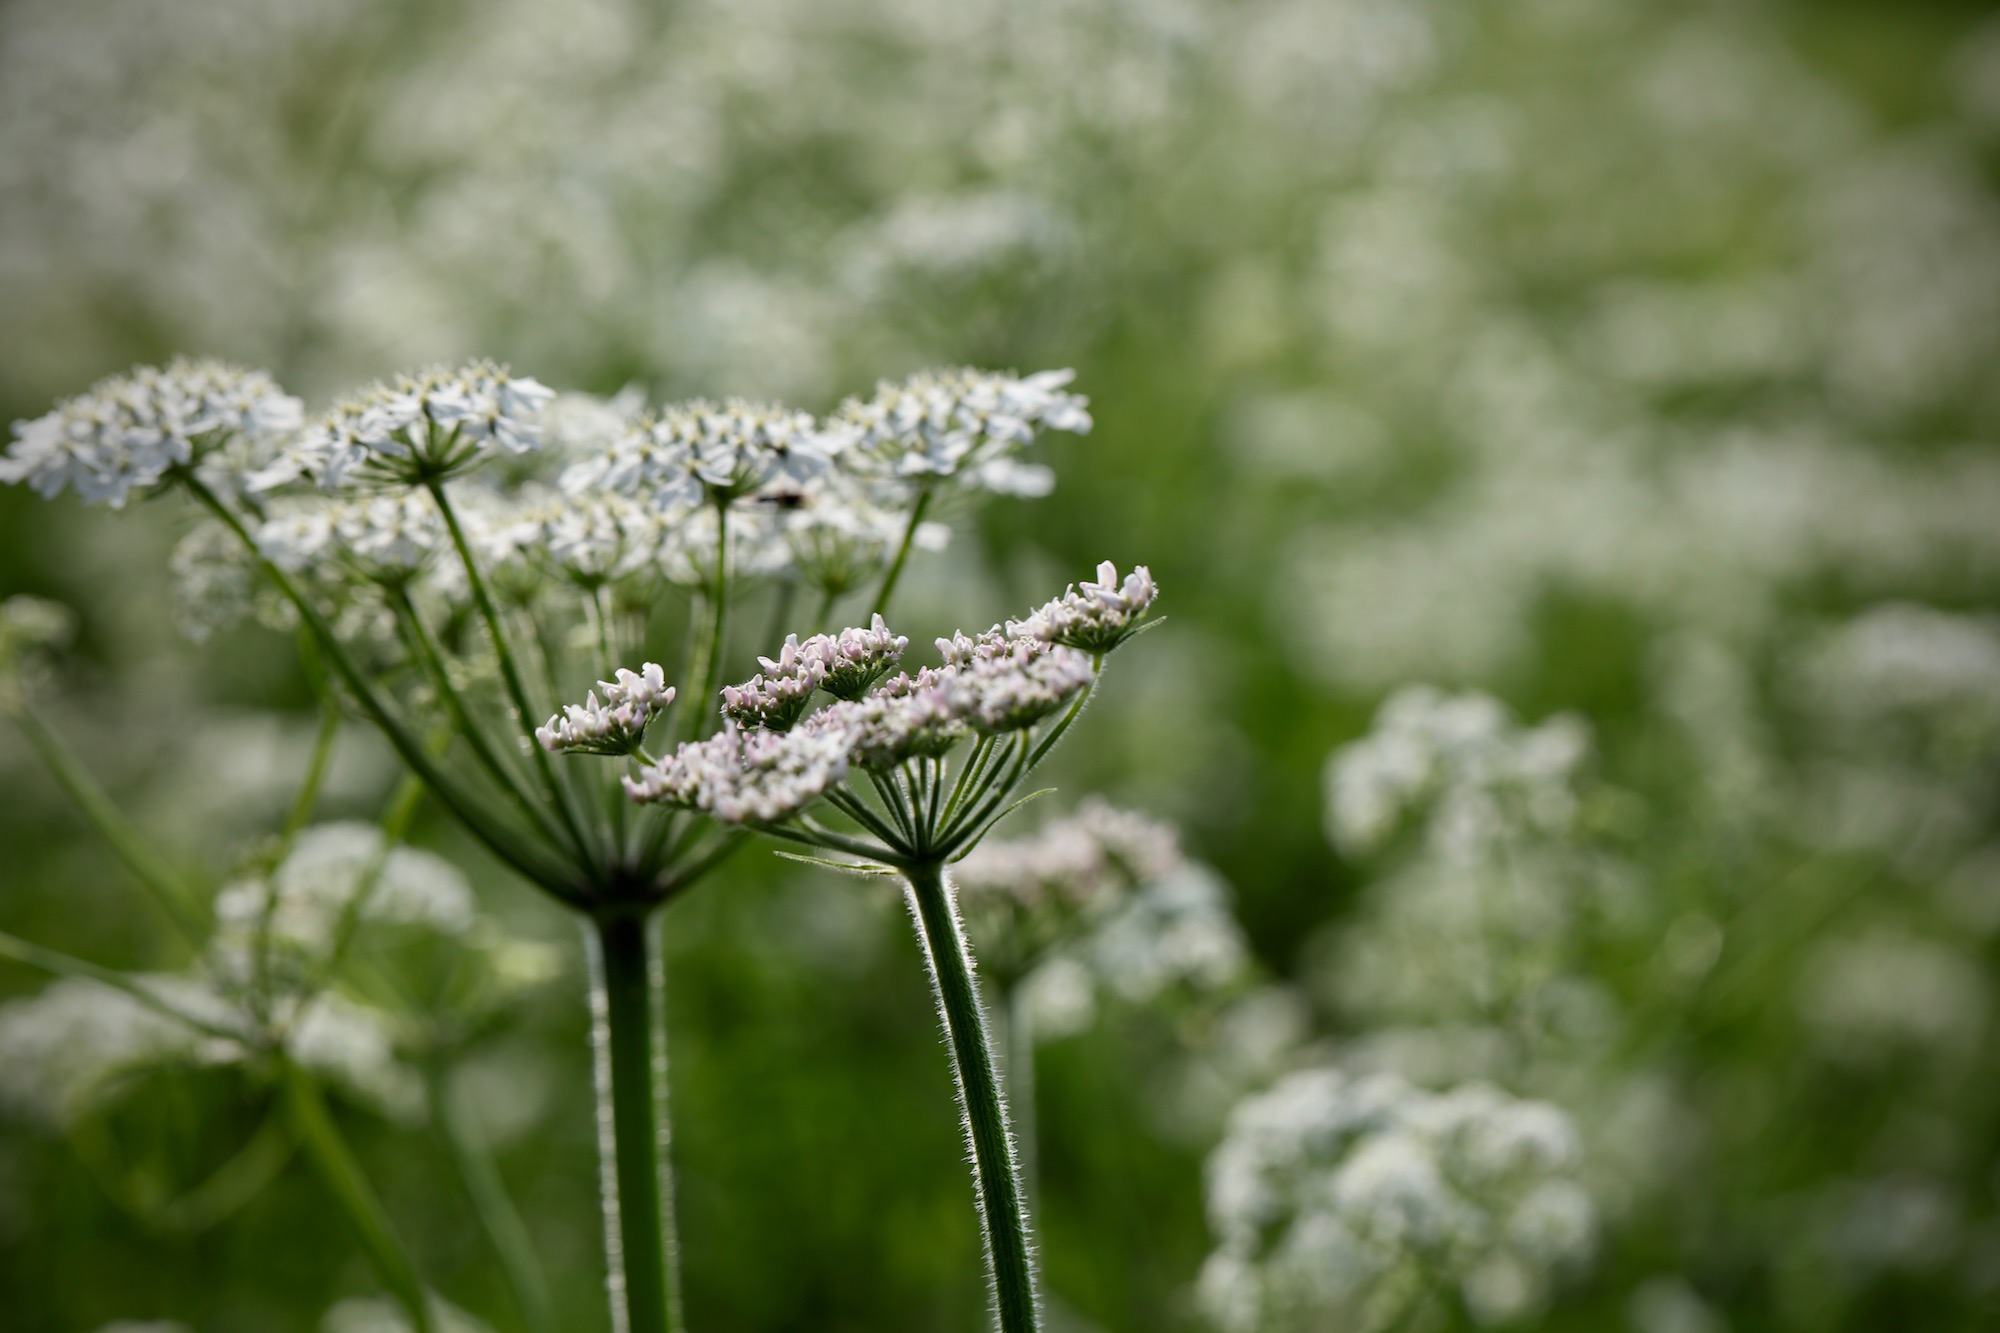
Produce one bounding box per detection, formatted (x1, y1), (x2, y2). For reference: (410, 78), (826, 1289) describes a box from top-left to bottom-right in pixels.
(4, 0), (2000, 1329)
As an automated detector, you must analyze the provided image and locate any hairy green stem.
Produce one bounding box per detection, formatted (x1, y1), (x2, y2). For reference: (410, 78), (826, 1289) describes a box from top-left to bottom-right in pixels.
(870, 484), (932, 619)
(588, 911), (684, 1333)
(10, 708), (206, 942)
(281, 1056), (436, 1333)
(903, 860), (1041, 1333)
(427, 1062), (556, 1333)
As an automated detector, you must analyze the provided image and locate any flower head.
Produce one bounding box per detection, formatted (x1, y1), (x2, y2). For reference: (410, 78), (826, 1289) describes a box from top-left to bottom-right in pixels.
(827, 367), (1091, 486)
(1009, 561), (1159, 655)
(566, 397), (829, 507)
(256, 492), (445, 585)
(719, 664), (822, 732)
(625, 718), (852, 823)
(3, 360), (301, 507)
(839, 679), (971, 769)
(801, 616), (910, 700)
(538, 663), (674, 756)
(253, 360), (552, 490)
(952, 638), (1095, 733)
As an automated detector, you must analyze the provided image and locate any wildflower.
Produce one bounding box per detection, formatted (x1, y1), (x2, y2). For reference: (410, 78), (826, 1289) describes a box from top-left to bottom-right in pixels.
(257, 492), (446, 586)
(1200, 1069), (1595, 1333)
(953, 639), (1094, 733)
(565, 397), (829, 507)
(625, 718), (852, 824)
(780, 476), (937, 596)
(253, 360), (552, 490)
(839, 684), (970, 770)
(956, 798), (1184, 911)
(827, 367), (1092, 485)
(719, 668), (821, 733)
(1008, 561), (1159, 655)
(1324, 686), (1590, 860)
(0, 595), (76, 709)
(1, 360), (301, 507)
(800, 616), (910, 700)
(0, 976), (242, 1125)
(537, 663), (675, 756)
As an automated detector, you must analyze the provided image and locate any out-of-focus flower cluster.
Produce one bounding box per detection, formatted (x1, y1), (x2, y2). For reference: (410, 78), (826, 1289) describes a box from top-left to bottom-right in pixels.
(1199, 1068), (1594, 1332)
(3, 360), (300, 507)
(0, 822), (561, 1130)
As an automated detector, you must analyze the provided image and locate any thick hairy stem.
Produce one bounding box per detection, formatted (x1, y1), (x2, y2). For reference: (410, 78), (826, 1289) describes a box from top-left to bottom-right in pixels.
(870, 484), (932, 620)
(428, 1063), (557, 1333)
(588, 912), (684, 1333)
(281, 1057), (436, 1333)
(903, 860), (1041, 1333)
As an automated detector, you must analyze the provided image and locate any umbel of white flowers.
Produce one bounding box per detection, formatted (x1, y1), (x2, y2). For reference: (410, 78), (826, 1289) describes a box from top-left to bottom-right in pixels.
(1, 352), (1105, 1333)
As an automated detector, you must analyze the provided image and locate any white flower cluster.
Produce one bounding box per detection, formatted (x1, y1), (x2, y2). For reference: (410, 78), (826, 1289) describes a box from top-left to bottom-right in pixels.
(254, 360), (553, 490)
(826, 367), (1092, 487)
(1325, 686), (1591, 861)
(493, 486), (671, 589)
(0, 594), (75, 706)
(2, 359), (301, 507)
(561, 397), (829, 508)
(956, 797), (1184, 913)
(1008, 561), (1160, 655)
(719, 619), (910, 731)
(0, 975), (241, 1125)
(1024, 861), (1257, 1042)
(781, 474), (942, 598)
(803, 617), (912, 701)
(255, 491), (446, 583)
(208, 822), (476, 992)
(0, 973), (421, 1125)
(536, 663), (674, 756)
(1201, 1069), (1596, 1332)
(1794, 603), (2000, 742)
(948, 639), (1096, 733)
(623, 713), (854, 824)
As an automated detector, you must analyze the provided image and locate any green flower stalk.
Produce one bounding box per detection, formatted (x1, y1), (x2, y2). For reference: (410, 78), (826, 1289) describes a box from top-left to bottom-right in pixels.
(601, 562), (1160, 1331)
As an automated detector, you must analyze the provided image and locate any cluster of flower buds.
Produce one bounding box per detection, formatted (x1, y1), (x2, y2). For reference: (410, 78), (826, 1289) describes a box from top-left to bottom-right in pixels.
(624, 713), (853, 823)
(835, 677), (969, 770)
(720, 617), (911, 730)
(951, 639), (1095, 733)
(719, 665), (821, 732)
(1008, 561), (1160, 655)
(1, 359), (302, 508)
(253, 360), (553, 490)
(825, 367), (1092, 485)
(537, 663), (675, 756)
